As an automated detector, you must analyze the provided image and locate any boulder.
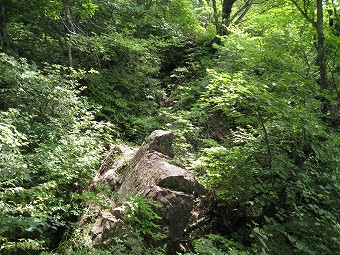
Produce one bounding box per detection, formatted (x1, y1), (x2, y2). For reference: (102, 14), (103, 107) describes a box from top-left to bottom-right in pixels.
(87, 130), (204, 253)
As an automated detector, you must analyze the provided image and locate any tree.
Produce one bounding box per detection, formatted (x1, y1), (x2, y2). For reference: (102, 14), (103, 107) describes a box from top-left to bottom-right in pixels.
(211, 0), (254, 34)
(163, 2), (339, 253)
(222, 0), (238, 31)
(64, 0), (76, 67)
(0, 0), (6, 47)
(290, 0), (329, 90)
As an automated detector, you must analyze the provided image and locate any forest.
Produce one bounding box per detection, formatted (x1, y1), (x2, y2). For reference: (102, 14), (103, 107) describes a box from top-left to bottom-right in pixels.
(0, 0), (339, 254)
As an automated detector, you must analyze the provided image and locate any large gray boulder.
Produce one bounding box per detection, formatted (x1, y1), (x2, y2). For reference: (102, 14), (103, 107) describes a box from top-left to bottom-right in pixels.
(87, 130), (204, 253)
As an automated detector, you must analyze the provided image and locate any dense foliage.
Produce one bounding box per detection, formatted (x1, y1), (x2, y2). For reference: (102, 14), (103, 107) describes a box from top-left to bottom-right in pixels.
(0, 53), (113, 254)
(0, 0), (339, 254)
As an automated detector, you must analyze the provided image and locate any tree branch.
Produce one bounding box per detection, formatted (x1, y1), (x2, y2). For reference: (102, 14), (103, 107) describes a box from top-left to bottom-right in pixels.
(290, 0), (316, 26)
(230, 0), (253, 22)
(233, 0), (254, 25)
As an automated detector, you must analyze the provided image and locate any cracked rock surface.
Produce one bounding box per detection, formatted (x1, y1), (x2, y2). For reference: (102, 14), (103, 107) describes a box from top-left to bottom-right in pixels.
(86, 130), (204, 253)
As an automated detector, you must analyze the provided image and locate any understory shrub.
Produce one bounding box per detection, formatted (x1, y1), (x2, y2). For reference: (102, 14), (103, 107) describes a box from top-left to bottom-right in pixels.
(0, 53), (114, 254)
(191, 30), (339, 254)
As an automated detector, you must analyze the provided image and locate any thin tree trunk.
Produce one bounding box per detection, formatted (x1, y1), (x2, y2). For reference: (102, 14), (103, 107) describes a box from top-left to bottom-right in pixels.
(256, 109), (272, 168)
(331, 0), (340, 35)
(233, 0), (253, 26)
(65, 1), (75, 68)
(290, 0), (329, 91)
(316, 0), (328, 90)
(211, 0), (220, 34)
(0, 1), (6, 47)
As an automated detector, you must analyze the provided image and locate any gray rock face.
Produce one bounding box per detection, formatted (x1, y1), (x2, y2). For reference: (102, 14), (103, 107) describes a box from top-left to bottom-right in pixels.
(141, 129), (174, 157)
(87, 130), (204, 253)
(90, 210), (127, 248)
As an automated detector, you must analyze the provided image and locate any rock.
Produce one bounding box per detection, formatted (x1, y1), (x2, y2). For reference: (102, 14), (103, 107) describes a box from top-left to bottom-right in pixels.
(142, 130), (174, 157)
(144, 186), (194, 250)
(93, 144), (137, 189)
(90, 210), (127, 248)
(117, 151), (202, 196)
(85, 130), (204, 253)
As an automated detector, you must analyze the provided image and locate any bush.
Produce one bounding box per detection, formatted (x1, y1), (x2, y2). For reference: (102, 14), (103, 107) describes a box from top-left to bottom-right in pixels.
(191, 29), (340, 254)
(0, 53), (114, 254)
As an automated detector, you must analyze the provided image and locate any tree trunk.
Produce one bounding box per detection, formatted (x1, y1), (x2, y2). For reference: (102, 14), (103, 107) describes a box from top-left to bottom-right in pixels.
(65, 1), (76, 68)
(211, 0), (220, 34)
(290, 0), (329, 91)
(0, 1), (6, 47)
(221, 0), (237, 34)
(315, 0), (328, 90)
